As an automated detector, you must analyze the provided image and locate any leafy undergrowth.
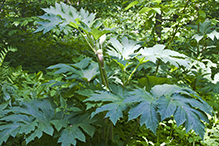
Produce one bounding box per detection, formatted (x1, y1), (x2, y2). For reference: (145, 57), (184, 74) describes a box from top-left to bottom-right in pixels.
(0, 1), (219, 146)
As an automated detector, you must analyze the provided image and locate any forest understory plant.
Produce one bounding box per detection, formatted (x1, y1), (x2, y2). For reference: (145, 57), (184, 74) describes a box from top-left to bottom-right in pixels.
(0, 1), (218, 146)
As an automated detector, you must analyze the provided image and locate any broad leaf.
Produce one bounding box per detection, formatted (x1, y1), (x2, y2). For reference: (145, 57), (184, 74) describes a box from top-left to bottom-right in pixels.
(0, 99), (56, 145)
(84, 86), (128, 125)
(124, 1), (139, 10)
(138, 44), (190, 67)
(80, 62), (99, 82)
(193, 34), (204, 42)
(90, 29), (111, 40)
(72, 58), (91, 69)
(50, 119), (69, 132)
(207, 30), (219, 40)
(124, 89), (159, 133)
(108, 37), (141, 60)
(138, 76), (171, 91)
(58, 126), (85, 146)
(153, 84), (213, 139)
(48, 59), (99, 82)
(35, 15), (62, 34)
(35, 2), (96, 34)
(124, 84), (212, 138)
(47, 63), (76, 74)
(58, 113), (95, 146)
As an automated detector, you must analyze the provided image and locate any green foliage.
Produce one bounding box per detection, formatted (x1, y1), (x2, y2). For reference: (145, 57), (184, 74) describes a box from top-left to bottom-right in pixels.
(1, 0), (219, 145)
(202, 113), (219, 146)
(0, 98), (96, 146)
(108, 36), (141, 60)
(138, 44), (190, 67)
(35, 2), (97, 33)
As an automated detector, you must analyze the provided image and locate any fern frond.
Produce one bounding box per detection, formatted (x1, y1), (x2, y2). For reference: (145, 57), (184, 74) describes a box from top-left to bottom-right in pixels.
(0, 46), (17, 68)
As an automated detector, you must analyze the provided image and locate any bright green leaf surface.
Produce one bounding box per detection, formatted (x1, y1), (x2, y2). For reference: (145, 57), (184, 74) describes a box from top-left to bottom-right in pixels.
(207, 30), (219, 40)
(139, 44), (190, 67)
(108, 37), (140, 60)
(125, 1), (139, 10)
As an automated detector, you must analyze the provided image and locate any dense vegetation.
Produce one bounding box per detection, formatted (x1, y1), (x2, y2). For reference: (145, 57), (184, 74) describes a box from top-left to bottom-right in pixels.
(0, 0), (219, 145)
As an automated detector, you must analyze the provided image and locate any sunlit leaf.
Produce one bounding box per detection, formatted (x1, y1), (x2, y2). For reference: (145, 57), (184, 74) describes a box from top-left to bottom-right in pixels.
(139, 44), (190, 67)
(35, 2), (96, 34)
(207, 30), (219, 40)
(139, 7), (151, 14)
(108, 37), (140, 60)
(124, 1), (139, 11)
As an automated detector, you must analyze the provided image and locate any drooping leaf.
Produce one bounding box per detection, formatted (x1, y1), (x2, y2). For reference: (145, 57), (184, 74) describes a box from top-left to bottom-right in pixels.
(124, 89), (159, 133)
(151, 84), (182, 98)
(153, 84), (213, 139)
(50, 59), (99, 82)
(90, 29), (111, 40)
(47, 63), (76, 74)
(72, 58), (91, 69)
(138, 44), (190, 67)
(193, 34), (204, 42)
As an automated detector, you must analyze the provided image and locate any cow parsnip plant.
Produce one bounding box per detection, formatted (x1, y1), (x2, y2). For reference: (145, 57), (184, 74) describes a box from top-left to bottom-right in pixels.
(0, 2), (214, 146)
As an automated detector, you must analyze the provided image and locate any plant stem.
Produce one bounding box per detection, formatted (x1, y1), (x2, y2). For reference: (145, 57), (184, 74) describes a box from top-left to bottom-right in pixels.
(78, 29), (96, 53)
(124, 58), (146, 86)
(78, 29), (110, 90)
(197, 41), (200, 57)
(154, 0), (190, 76)
(96, 50), (111, 91)
(154, 59), (161, 76)
(109, 122), (114, 145)
(123, 118), (140, 146)
(105, 124), (110, 146)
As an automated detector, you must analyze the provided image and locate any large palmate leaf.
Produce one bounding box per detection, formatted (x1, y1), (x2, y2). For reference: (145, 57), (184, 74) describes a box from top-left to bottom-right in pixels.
(124, 88), (159, 133)
(67, 61), (99, 82)
(47, 59), (99, 82)
(84, 85), (128, 125)
(35, 15), (63, 34)
(138, 44), (190, 67)
(0, 98), (55, 145)
(124, 84), (212, 138)
(0, 98), (96, 146)
(58, 114), (96, 146)
(108, 37), (141, 60)
(35, 2), (96, 34)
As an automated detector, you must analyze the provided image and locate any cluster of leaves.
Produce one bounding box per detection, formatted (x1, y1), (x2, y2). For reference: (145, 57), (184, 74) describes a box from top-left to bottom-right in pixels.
(0, 98), (96, 146)
(1, 0), (219, 146)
